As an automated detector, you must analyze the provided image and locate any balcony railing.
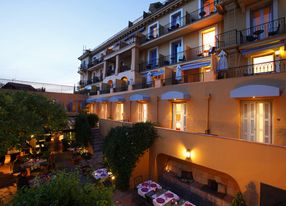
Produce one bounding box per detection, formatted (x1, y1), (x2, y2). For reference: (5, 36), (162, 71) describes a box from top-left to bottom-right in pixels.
(217, 59), (286, 79)
(132, 81), (153, 90)
(139, 46), (213, 72)
(216, 18), (286, 49)
(114, 84), (128, 93)
(141, 0), (218, 44)
(239, 17), (285, 44)
(119, 65), (131, 73)
(215, 29), (238, 49)
(100, 88), (110, 95)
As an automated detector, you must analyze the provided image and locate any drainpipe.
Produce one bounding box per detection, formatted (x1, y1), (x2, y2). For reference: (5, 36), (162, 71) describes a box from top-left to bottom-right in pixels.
(129, 101), (132, 122)
(205, 93), (211, 134)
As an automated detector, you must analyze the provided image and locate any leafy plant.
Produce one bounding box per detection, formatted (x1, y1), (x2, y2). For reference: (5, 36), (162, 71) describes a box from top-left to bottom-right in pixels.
(232, 192), (247, 206)
(8, 171), (113, 206)
(103, 122), (157, 190)
(0, 91), (67, 156)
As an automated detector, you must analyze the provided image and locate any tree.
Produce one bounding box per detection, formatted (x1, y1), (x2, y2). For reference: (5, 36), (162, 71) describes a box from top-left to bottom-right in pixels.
(8, 171), (113, 206)
(74, 113), (91, 147)
(103, 122), (157, 190)
(0, 91), (67, 156)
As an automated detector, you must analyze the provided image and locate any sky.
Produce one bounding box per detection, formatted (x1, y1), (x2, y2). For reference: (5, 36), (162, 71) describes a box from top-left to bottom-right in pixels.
(0, 0), (155, 86)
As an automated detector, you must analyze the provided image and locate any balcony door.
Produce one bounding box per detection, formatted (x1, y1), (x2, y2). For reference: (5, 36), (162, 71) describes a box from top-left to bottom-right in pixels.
(202, 27), (216, 54)
(170, 10), (182, 28)
(170, 39), (183, 64)
(251, 5), (273, 39)
(172, 103), (186, 131)
(241, 101), (272, 144)
(148, 48), (158, 68)
(148, 22), (159, 39)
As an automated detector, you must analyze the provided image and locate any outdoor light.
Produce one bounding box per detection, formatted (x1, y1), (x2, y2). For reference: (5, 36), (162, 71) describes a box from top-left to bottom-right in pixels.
(185, 149), (191, 160)
(275, 50), (281, 56)
(111, 175), (116, 180)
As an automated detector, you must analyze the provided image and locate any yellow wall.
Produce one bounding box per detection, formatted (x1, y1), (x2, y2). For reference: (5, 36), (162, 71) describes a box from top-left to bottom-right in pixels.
(100, 118), (286, 205)
(95, 72), (286, 146)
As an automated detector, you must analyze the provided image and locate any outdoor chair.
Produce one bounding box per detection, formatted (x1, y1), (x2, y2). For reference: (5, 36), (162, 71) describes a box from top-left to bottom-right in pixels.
(268, 24), (280, 36)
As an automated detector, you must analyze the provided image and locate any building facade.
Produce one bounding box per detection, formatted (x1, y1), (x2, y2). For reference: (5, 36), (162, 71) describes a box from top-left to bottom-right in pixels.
(79, 0), (286, 205)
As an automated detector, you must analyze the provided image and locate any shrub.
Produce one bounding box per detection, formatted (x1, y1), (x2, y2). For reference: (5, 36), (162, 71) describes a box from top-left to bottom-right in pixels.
(74, 114), (91, 147)
(103, 122), (157, 190)
(8, 171), (113, 206)
(87, 114), (99, 128)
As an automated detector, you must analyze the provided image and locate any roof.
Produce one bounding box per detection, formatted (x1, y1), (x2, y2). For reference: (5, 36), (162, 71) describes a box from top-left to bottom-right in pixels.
(2, 82), (37, 91)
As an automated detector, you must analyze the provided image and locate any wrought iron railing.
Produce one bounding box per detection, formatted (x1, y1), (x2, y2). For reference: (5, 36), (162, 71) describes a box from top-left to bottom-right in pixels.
(141, 1), (218, 45)
(162, 73), (204, 86)
(114, 84), (128, 92)
(215, 29), (238, 49)
(139, 56), (166, 72)
(217, 59), (286, 79)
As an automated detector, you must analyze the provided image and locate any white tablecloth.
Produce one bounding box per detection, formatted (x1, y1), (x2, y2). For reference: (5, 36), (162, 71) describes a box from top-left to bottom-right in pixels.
(153, 191), (179, 206)
(137, 180), (162, 198)
(182, 201), (196, 206)
(92, 168), (110, 180)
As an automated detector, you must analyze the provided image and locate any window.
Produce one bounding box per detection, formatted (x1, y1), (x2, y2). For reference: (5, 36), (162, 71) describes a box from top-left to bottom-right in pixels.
(148, 22), (159, 39)
(170, 39), (183, 64)
(116, 103), (124, 121)
(241, 101), (271, 144)
(172, 103), (186, 131)
(253, 55), (274, 73)
(170, 10), (182, 28)
(138, 103), (148, 122)
(148, 48), (158, 67)
(202, 27), (216, 53)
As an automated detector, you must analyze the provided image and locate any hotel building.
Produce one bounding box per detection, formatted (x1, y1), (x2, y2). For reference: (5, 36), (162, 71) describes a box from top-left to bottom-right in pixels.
(78, 0), (286, 205)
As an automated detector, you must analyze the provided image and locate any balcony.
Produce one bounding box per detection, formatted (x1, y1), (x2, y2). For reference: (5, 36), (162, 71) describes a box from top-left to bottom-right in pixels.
(88, 58), (104, 70)
(114, 84), (128, 93)
(105, 37), (136, 59)
(217, 59), (286, 80)
(106, 68), (115, 77)
(140, 1), (220, 47)
(78, 65), (88, 73)
(216, 18), (286, 49)
(139, 46), (214, 72)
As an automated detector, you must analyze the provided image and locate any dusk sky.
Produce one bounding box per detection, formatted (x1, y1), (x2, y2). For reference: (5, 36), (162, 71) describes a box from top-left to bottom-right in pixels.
(0, 0), (155, 86)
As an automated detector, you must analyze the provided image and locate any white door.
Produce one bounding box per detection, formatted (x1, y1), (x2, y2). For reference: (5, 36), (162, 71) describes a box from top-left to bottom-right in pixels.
(116, 103), (124, 121)
(241, 101), (272, 143)
(172, 103), (186, 131)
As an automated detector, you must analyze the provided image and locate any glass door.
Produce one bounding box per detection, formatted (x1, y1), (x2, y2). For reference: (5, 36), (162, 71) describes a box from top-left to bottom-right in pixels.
(172, 103), (186, 131)
(171, 40), (183, 64)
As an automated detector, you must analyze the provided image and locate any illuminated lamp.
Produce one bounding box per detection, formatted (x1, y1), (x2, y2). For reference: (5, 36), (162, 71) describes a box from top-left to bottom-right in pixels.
(185, 149), (191, 160)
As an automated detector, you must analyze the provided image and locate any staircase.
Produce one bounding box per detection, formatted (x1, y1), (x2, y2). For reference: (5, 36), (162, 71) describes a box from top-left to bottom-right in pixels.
(89, 128), (104, 168)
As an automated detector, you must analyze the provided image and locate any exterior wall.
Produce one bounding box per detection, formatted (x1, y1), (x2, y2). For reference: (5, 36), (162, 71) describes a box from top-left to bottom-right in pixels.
(94, 72), (286, 146)
(99, 118), (286, 205)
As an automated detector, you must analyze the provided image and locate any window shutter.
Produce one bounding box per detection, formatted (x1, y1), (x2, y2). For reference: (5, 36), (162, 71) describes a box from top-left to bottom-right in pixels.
(264, 102), (271, 144)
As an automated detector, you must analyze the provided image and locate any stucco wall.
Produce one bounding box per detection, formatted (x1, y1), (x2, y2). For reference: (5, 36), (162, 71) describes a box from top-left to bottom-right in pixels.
(99, 118), (286, 205)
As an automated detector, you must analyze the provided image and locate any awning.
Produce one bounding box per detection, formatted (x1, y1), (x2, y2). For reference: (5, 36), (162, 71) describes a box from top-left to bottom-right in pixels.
(109, 96), (125, 102)
(129, 94), (150, 102)
(143, 69), (165, 77)
(86, 98), (97, 104)
(181, 61), (211, 71)
(161, 91), (190, 100)
(96, 97), (108, 103)
(241, 41), (284, 55)
(230, 85), (280, 98)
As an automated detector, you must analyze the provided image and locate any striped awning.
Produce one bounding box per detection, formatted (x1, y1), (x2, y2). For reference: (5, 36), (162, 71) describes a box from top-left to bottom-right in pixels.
(181, 61), (211, 71)
(129, 94), (150, 102)
(86, 98), (97, 104)
(109, 96), (125, 102)
(161, 91), (190, 100)
(143, 69), (165, 77)
(96, 97), (108, 103)
(230, 85), (280, 98)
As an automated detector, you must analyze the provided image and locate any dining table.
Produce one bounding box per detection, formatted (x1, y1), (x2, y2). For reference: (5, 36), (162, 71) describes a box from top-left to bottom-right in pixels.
(152, 190), (180, 206)
(92, 168), (112, 180)
(137, 180), (162, 198)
